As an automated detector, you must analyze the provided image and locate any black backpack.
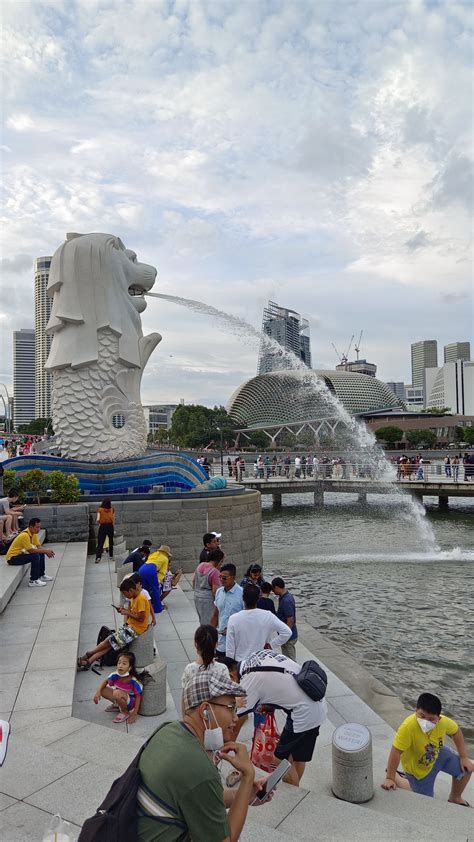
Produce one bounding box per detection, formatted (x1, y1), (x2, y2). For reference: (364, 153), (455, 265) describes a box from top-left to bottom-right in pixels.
(242, 658), (328, 702)
(78, 724), (169, 842)
(96, 625), (120, 668)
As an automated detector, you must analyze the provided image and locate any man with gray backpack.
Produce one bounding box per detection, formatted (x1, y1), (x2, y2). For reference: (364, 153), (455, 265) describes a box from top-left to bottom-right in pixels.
(228, 649), (327, 787)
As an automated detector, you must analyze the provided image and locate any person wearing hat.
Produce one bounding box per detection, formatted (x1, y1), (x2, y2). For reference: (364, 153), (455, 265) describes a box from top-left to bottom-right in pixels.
(136, 670), (265, 841)
(147, 544), (173, 584)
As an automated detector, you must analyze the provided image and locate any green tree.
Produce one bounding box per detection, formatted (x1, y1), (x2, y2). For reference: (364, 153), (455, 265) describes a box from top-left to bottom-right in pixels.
(374, 426), (404, 446)
(459, 427), (474, 445)
(20, 469), (48, 504)
(2, 469), (17, 494)
(406, 429), (437, 448)
(153, 427), (170, 445)
(248, 431), (270, 449)
(17, 417), (53, 435)
(170, 405), (236, 448)
(48, 471), (81, 503)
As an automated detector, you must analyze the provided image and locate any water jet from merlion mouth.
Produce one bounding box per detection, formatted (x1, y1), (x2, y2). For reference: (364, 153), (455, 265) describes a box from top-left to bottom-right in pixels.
(146, 291), (438, 552)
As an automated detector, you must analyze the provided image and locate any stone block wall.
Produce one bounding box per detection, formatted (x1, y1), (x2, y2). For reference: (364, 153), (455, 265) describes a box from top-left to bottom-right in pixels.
(24, 503), (90, 543)
(87, 490), (262, 576)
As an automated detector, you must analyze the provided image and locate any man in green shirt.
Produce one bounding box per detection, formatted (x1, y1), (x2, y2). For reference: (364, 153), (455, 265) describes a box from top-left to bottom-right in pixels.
(137, 671), (263, 841)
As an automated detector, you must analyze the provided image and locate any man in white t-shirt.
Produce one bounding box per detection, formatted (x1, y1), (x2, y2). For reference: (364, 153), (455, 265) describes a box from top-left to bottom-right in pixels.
(230, 649), (327, 787)
(225, 584), (291, 661)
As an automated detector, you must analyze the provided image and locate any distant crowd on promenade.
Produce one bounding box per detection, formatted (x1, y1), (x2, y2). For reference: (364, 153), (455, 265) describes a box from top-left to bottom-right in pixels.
(222, 453), (474, 482)
(394, 453), (474, 482)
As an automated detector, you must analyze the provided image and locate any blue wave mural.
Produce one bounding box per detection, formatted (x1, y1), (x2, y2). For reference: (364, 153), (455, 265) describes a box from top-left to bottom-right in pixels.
(4, 451), (210, 495)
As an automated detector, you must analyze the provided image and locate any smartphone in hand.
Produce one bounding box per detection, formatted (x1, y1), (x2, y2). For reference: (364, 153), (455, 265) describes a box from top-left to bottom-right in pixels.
(111, 603), (121, 611)
(251, 759), (291, 804)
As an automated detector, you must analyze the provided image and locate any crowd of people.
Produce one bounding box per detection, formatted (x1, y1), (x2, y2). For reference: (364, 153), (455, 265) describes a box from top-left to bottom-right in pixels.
(0, 437), (40, 459)
(394, 453), (474, 481)
(4, 503), (472, 837)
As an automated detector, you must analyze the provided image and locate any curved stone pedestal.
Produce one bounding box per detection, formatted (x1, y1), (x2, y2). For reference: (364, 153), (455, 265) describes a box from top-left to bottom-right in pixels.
(139, 659), (167, 716)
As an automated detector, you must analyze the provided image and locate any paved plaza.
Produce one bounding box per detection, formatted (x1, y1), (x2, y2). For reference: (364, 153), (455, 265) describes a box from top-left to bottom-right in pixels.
(0, 544), (472, 840)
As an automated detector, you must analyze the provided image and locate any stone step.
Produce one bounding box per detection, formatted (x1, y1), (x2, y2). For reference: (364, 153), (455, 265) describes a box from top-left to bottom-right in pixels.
(287, 734), (472, 840)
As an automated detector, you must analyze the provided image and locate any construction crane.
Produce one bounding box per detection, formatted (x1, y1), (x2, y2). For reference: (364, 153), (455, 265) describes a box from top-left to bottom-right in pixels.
(354, 330), (364, 361)
(331, 342), (345, 365)
(332, 335), (354, 367)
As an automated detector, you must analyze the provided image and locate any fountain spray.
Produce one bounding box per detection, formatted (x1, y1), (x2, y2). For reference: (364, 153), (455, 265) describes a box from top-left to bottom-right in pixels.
(145, 291), (438, 551)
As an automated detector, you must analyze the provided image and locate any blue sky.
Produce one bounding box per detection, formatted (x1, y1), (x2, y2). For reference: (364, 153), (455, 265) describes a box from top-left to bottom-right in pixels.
(1, 0), (472, 406)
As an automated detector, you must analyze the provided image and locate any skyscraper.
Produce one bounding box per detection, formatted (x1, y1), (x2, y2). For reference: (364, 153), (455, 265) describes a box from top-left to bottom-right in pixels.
(34, 256), (53, 419)
(257, 300), (311, 374)
(13, 329), (36, 428)
(443, 342), (471, 363)
(411, 340), (438, 389)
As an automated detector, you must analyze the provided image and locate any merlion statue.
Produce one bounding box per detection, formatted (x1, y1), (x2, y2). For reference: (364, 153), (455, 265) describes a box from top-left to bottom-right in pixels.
(45, 232), (161, 461)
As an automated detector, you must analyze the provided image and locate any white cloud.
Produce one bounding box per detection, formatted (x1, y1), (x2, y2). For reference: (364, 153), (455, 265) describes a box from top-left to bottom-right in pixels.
(1, 0), (472, 399)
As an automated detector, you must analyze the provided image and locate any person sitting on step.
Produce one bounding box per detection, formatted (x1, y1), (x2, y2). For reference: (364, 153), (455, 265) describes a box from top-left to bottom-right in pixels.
(76, 578), (150, 670)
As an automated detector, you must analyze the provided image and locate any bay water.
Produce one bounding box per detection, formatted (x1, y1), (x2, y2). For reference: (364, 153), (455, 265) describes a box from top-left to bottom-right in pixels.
(263, 493), (474, 734)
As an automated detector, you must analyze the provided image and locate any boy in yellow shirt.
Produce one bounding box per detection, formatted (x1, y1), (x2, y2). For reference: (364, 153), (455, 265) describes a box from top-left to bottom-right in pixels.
(76, 578), (150, 670)
(382, 692), (473, 804)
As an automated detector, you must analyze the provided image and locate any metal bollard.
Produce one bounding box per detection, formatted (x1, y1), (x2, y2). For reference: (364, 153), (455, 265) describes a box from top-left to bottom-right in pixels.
(332, 722), (374, 803)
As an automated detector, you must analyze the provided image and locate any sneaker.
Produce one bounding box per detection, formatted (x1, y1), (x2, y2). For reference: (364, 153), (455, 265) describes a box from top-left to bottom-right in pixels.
(28, 579), (47, 588)
(40, 574), (53, 582)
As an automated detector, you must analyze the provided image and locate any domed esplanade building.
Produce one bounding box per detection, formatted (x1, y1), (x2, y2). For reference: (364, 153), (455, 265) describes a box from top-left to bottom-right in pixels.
(227, 369), (403, 445)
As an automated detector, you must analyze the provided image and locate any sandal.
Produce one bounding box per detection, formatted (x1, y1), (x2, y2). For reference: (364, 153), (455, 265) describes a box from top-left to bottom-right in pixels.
(105, 704), (119, 712)
(76, 657), (91, 671)
(113, 712), (129, 723)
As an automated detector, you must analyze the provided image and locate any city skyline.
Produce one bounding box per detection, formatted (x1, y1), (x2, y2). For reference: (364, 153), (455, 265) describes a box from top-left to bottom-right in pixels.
(1, 1), (472, 407)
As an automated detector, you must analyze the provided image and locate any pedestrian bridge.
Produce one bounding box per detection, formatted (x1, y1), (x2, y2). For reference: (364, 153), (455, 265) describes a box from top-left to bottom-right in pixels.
(241, 476), (474, 509)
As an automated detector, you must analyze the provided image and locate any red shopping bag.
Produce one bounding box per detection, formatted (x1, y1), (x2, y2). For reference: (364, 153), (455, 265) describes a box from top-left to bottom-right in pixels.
(250, 713), (280, 772)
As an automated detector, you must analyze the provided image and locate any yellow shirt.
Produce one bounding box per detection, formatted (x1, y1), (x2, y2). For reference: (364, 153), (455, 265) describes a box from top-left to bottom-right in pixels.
(127, 592), (150, 635)
(147, 551), (169, 583)
(393, 713), (459, 779)
(6, 528), (40, 562)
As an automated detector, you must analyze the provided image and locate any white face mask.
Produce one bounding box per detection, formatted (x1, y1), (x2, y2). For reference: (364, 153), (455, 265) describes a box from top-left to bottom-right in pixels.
(203, 706), (225, 752)
(417, 717), (436, 734)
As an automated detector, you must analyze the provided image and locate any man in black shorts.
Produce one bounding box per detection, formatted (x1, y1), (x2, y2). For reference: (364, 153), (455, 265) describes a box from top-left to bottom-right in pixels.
(229, 649), (327, 787)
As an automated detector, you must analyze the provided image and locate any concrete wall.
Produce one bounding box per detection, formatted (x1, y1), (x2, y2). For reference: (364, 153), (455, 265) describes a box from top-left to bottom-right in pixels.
(24, 503), (90, 543)
(25, 489), (263, 577)
(88, 489), (262, 576)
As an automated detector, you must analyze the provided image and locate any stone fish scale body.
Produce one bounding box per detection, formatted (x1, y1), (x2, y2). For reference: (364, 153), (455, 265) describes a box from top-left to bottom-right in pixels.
(52, 329), (147, 461)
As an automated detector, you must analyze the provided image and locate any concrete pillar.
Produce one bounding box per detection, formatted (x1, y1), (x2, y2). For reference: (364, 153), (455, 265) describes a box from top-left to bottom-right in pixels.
(272, 493), (282, 508)
(439, 495), (449, 511)
(313, 486), (324, 507)
(139, 659), (167, 716)
(332, 722), (373, 803)
(358, 492), (367, 503)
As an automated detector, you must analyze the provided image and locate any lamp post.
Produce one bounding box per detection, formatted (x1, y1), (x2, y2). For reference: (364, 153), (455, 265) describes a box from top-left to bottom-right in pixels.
(0, 383), (11, 433)
(216, 426), (224, 476)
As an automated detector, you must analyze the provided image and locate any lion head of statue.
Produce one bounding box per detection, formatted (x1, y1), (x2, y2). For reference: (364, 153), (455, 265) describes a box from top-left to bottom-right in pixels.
(45, 232), (160, 370)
